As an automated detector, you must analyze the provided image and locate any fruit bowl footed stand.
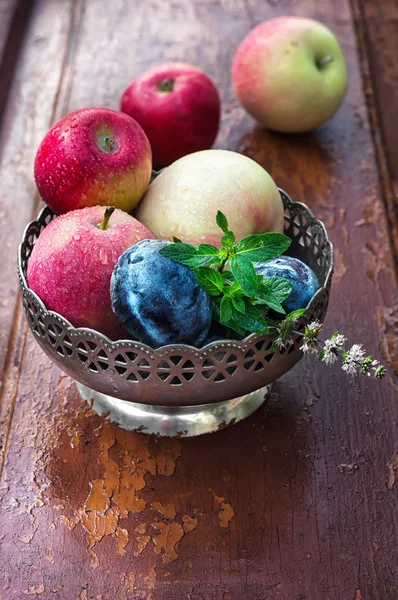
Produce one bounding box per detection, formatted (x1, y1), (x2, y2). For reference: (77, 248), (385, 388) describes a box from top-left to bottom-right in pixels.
(18, 190), (333, 437)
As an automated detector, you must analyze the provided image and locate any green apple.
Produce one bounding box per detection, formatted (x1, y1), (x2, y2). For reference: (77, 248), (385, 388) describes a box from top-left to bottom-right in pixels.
(232, 16), (348, 132)
(135, 149), (284, 246)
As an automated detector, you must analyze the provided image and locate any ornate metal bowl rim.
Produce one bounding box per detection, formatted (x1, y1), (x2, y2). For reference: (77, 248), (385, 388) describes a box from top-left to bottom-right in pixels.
(17, 189), (334, 355)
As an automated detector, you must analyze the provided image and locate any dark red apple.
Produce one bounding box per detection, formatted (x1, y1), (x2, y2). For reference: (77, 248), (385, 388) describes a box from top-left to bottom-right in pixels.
(120, 63), (221, 168)
(34, 108), (152, 215)
(27, 206), (154, 339)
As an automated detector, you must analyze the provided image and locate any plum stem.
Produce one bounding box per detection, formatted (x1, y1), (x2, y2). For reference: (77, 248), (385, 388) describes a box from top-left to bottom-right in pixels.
(99, 206), (115, 230)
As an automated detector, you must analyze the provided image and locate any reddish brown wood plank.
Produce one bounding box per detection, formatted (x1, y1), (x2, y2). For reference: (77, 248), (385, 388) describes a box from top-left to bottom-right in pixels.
(351, 0), (398, 266)
(0, 0), (36, 125)
(1, 0), (398, 599)
(0, 0), (76, 464)
(0, 0), (17, 61)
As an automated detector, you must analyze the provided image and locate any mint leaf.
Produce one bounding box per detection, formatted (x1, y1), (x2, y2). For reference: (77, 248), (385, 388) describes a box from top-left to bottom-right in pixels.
(221, 230), (235, 249)
(238, 302), (268, 334)
(235, 232), (291, 262)
(160, 243), (197, 262)
(173, 236), (182, 243)
(220, 296), (233, 323)
(160, 243), (219, 267)
(230, 255), (258, 297)
(216, 210), (229, 234)
(193, 267), (224, 296)
(223, 280), (243, 298)
(224, 317), (247, 337)
(162, 210), (300, 341)
(257, 276), (293, 313)
(197, 244), (219, 256)
(222, 270), (235, 284)
(231, 296), (245, 314)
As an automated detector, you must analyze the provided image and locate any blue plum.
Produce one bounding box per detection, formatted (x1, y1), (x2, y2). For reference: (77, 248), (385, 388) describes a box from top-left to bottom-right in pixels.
(255, 256), (320, 313)
(111, 239), (213, 347)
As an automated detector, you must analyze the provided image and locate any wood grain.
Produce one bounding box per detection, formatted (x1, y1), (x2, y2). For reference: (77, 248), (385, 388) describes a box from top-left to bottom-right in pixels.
(0, 0), (75, 473)
(0, 0), (35, 126)
(0, 0), (18, 63)
(0, 0), (398, 599)
(351, 0), (398, 266)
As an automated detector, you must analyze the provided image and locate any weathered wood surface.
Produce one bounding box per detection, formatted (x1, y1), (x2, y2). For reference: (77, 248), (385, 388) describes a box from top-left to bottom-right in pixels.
(0, 1), (397, 599)
(0, 0), (18, 64)
(352, 0), (398, 264)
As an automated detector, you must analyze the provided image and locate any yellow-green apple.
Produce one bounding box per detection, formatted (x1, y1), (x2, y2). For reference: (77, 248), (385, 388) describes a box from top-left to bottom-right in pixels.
(27, 206), (154, 339)
(232, 16), (347, 132)
(34, 108), (152, 215)
(135, 149), (283, 246)
(120, 63), (220, 169)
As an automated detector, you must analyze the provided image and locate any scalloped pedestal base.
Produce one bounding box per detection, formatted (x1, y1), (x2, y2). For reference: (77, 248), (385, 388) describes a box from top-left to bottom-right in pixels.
(76, 382), (272, 437)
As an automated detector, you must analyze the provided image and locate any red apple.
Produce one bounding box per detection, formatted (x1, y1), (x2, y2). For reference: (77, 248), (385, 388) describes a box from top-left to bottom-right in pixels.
(120, 62), (221, 169)
(27, 206), (154, 339)
(34, 108), (152, 215)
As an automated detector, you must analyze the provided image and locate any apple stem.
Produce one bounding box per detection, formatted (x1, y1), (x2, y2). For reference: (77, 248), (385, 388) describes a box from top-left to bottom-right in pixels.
(316, 55), (334, 69)
(97, 135), (117, 153)
(99, 206), (116, 230)
(157, 78), (175, 93)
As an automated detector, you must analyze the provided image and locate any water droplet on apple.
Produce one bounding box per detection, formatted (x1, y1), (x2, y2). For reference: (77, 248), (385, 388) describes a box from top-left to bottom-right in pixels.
(73, 234), (81, 241)
(99, 247), (108, 265)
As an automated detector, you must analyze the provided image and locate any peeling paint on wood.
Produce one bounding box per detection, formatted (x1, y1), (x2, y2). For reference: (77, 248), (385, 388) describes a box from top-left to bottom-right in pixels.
(115, 527), (129, 557)
(23, 582), (44, 595)
(377, 306), (398, 373)
(55, 419), (182, 567)
(386, 452), (398, 489)
(151, 501), (176, 519)
(151, 522), (185, 564)
(182, 515), (198, 533)
(208, 489), (234, 528)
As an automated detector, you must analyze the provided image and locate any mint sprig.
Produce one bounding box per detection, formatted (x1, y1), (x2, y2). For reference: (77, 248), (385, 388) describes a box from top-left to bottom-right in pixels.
(160, 211), (292, 337)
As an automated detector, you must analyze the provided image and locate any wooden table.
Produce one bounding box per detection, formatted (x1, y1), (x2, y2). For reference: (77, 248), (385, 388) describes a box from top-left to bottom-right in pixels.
(1, 1), (397, 598)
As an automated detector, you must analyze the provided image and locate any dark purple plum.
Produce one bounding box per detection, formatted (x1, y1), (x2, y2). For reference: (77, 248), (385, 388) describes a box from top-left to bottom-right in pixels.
(255, 256), (320, 313)
(110, 239), (213, 347)
(201, 321), (231, 345)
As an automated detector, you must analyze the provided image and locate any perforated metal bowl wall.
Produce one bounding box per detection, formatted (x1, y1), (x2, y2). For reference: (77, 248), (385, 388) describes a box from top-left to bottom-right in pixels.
(18, 190), (333, 406)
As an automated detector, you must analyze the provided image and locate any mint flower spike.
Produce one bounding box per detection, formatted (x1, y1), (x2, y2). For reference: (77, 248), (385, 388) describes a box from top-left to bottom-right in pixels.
(297, 323), (387, 380)
(300, 320), (323, 354)
(342, 344), (365, 376)
(374, 365), (387, 379)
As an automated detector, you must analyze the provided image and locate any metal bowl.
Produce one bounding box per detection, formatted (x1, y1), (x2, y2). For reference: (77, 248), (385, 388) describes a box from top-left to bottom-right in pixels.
(18, 190), (333, 436)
